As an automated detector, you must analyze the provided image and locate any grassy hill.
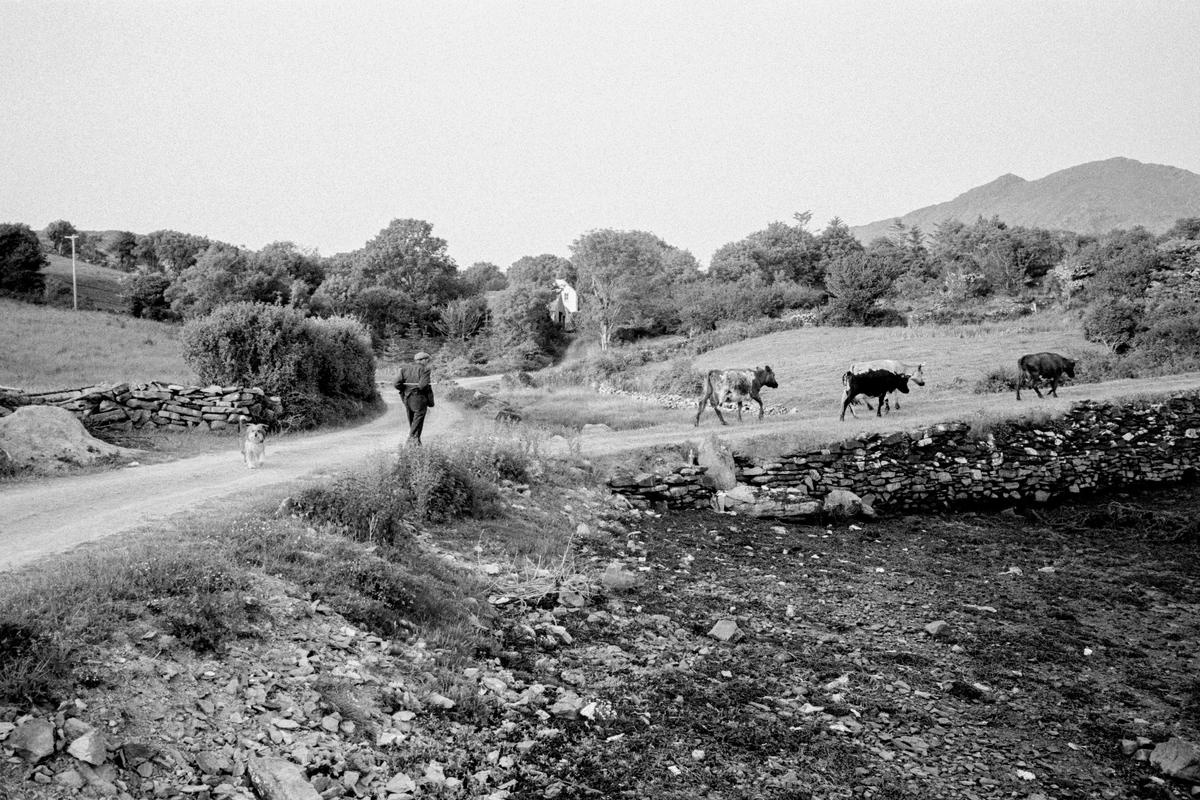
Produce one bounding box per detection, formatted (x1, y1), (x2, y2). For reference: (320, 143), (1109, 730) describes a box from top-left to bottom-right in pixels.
(852, 157), (1200, 242)
(41, 253), (129, 313)
(0, 298), (192, 391)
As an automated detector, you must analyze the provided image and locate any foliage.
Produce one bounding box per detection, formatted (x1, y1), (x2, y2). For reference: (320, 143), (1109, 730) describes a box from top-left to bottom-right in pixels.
(44, 219), (78, 255)
(649, 357), (706, 396)
(166, 243), (292, 319)
(460, 261), (508, 294)
(346, 286), (416, 346)
(0, 223), (47, 296)
(710, 214), (821, 286)
(182, 302), (377, 428)
(489, 282), (561, 355)
(1082, 298), (1144, 353)
(436, 296), (489, 345)
(137, 229), (213, 275)
(108, 230), (138, 271)
(571, 229), (694, 350)
(507, 253), (576, 288)
(124, 271), (175, 320)
(823, 252), (902, 325)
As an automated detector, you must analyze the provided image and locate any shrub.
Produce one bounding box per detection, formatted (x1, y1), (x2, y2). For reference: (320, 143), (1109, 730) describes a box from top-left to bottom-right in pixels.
(973, 365), (1019, 394)
(125, 272), (175, 320)
(1083, 299), (1144, 353)
(649, 358), (705, 396)
(1135, 306), (1200, 366)
(0, 223), (47, 297)
(183, 302), (378, 428)
(0, 619), (71, 704)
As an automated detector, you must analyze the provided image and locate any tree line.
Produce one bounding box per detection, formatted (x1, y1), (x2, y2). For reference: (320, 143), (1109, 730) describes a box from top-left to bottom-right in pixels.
(3, 213), (1199, 370)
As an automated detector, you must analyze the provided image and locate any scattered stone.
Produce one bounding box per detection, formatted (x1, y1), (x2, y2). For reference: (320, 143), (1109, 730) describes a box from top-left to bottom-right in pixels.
(924, 620), (950, 638)
(67, 729), (108, 765)
(600, 562), (641, 591)
(708, 619), (742, 642)
(1150, 738), (1200, 781)
(823, 489), (875, 518)
(8, 717), (55, 762)
(248, 757), (322, 800)
(385, 772), (417, 793)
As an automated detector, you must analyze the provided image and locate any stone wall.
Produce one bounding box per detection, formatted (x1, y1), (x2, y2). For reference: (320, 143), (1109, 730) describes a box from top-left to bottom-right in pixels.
(608, 393), (1200, 517)
(0, 382), (283, 432)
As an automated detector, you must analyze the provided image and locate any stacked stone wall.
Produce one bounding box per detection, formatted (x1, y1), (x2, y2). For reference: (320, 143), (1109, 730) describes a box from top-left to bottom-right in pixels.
(0, 382), (283, 432)
(608, 393), (1200, 517)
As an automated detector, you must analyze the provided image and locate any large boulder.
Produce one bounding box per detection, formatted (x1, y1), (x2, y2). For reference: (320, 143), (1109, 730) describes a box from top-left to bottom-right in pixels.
(0, 405), (140, 474)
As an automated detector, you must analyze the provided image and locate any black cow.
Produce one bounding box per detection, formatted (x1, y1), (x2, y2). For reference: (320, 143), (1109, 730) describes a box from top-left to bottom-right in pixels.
(1016, 352), (1076, 400)
(695, 366), (778, 426)
(840, 369), (909, 421)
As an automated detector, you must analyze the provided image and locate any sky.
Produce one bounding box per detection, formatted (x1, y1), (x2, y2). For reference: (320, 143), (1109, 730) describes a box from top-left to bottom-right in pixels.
(3, 1), (1200, 269)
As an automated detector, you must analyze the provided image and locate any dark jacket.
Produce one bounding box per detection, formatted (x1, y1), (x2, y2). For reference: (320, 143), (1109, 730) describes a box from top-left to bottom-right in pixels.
(394, 363), (434, 406)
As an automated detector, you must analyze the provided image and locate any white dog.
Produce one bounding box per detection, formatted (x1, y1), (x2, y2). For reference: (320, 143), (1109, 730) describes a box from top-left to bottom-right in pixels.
(242, 423), (268, 469)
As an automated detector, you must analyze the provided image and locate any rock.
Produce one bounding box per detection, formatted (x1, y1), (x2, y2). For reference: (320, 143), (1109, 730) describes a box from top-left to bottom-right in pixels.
(1150, 738), (1200, 781)
(0, 406), (140, 473)
(548, 691), (586, 718)
(248, 757), (322, 800)
(708, 619), (742, 642)
(67, 729), (108, 765)
(924, 620), (950, 638)
(9, 717), (55, 762)
(385, 772), (416, 793)
(600, 562), (641, 591)
(581, 423), (614, 436)
(823, 489), (875, 518)
(696, 434), (737, 491)
(196, 750), (233, 775)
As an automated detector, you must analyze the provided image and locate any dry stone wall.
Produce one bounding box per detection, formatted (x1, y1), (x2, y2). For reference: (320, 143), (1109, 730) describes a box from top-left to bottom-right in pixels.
(0, 382), (283, 432)
(608, 393), (1200, 517)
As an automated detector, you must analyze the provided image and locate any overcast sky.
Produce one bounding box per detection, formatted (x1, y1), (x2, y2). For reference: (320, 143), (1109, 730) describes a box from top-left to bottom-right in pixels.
(3, 1), (1199, 268)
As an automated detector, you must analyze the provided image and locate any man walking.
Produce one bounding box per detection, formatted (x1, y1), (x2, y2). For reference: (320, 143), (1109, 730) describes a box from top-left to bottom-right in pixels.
(394, 351), (434, 445)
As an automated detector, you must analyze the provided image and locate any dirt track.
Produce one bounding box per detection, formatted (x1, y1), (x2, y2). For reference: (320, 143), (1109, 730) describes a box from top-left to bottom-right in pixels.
(0, 392), (464, 572)
(5, 372), (1200, 572)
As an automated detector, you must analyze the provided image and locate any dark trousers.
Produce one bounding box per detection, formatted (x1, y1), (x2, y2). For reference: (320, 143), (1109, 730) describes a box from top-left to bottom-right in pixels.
(405, 392), (429, 444)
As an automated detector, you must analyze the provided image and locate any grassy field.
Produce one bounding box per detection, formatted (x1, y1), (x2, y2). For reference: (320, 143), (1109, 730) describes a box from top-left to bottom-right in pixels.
(42, 253), (129, 313)
(497, 314), (1200, 456)
(0, 298), (193, 390)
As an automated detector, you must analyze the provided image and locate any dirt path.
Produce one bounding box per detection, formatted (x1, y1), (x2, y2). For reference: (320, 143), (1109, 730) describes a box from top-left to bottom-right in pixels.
(0, 391), (466, 572)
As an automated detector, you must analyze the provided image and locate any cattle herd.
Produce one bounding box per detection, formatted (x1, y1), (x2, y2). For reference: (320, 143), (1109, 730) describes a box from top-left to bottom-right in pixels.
(694, 352), (1077, 426)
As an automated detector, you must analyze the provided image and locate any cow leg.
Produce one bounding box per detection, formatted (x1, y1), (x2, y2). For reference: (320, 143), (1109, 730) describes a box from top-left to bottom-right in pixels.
(891, 395), (899, 411)
(753, 394), (764, 421)
(840, 392), (858, 421)
(710, 393), (728, 425)
(875, 393), (885, 417)
(863, 399), (875, 411)
(1049, 377), (1058, 397)
(1016, 373), (1023, 401)
(735, 401), (744, 423)
(1032, 378), (1044, 399)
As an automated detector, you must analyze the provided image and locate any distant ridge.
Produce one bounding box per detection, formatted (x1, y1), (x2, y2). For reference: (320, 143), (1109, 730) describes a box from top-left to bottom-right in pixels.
(851, 157), (1200, 242)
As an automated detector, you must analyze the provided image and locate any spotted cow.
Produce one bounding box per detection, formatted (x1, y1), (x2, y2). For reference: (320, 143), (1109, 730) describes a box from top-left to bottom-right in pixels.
(695, 366), (778, 426)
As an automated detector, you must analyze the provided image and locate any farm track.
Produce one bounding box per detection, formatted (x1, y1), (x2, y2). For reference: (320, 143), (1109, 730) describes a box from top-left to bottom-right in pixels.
(0, 392), (465, 572)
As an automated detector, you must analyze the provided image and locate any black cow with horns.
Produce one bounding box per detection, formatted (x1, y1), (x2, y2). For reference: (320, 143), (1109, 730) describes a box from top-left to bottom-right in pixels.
(840, 369), (910, 422)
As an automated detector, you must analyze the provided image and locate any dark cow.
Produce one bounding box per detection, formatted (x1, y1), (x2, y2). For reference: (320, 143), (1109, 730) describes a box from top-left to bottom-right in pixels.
(1016, 352), (1076, 401)
(695, 366), (778, 426)
(840, 369), (909, 422)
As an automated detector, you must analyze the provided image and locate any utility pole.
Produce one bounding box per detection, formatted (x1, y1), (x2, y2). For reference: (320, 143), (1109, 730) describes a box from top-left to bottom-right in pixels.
(64, 234), (79, 310)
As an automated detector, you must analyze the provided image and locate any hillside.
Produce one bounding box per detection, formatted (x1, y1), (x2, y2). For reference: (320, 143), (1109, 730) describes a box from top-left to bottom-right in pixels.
(852, 157), (1200, 242)
(0, 298), (190, 390)
(41, 254), (128, 313)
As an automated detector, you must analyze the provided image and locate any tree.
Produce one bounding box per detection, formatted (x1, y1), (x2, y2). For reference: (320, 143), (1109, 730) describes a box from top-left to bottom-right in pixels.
(139, 230), (212, 275)
(710, 216), (820, 285)
(1083, 298), (1143, 353)
(816, 217), (864, 266)
(460, 261), (507, 295)
(110, 231), (138, 271)
(0, 223), (47, 296)
(124, 272), (173, 320)
(252, 241), (324, 292)
(824, 252), (900, 325)
(1162, 217), (1200, 241)
(347, 286), (416, 346)
(436, 297), (488, 346)
(489, 282), (560, 353)
(45, 220), (78, 255)
(165, 243), (290, 318)
(507, 254), (576, 287)
(570, 229), (679, 350)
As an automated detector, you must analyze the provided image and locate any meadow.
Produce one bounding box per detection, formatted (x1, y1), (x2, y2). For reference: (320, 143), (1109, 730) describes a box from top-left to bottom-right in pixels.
(0, 298), (193, 390)
(41, 253), (128, 313)
(497, 313), (1200, 458)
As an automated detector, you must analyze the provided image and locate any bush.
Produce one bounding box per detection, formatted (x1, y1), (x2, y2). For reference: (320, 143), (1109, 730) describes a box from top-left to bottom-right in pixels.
(973, 365), (1019, 394)
(1083, 299), (1144, 353)
(649, 358), (705, 396)
(125, 272), (174, 320)
(183, 302), (379, 428)
(0, 223), (47, 297)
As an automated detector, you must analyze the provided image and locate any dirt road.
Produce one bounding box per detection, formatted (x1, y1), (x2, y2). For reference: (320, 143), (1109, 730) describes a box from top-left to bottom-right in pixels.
(0, 391), (465, 572)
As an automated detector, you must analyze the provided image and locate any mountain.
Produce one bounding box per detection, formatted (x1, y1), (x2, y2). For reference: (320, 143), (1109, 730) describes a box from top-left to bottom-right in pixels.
(850, 157), (1200, 243)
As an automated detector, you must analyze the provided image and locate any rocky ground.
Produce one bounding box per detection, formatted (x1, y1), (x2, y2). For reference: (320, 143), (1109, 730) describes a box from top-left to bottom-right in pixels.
(3, 482), (1200, 800)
